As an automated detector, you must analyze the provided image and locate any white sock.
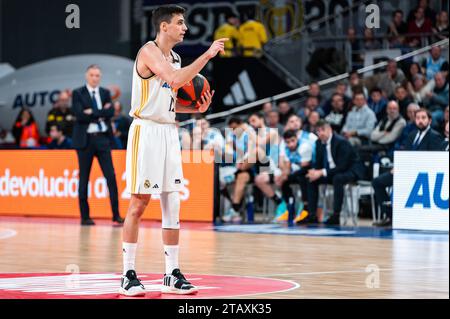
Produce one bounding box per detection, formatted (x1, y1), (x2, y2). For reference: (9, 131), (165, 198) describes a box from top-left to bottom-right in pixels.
(164, 245), (179, 275)
(122, 242), (137, 275)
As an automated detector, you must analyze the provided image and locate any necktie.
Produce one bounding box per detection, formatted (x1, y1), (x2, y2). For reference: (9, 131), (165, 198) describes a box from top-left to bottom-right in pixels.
(323, 143), (329, 170)
(412, 132), (422, 150)
(91, 91), (103, 131)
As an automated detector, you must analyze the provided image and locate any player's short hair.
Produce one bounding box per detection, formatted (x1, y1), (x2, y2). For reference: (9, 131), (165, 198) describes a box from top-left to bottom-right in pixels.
(415, 108), (432, 119)
(152, 5), (186, 33)
(283, 129), (298, 140)
(86, 64), (101, 72)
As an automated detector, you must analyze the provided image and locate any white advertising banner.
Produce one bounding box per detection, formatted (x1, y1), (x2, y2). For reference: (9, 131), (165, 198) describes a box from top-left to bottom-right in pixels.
(393, 151), (449, 231)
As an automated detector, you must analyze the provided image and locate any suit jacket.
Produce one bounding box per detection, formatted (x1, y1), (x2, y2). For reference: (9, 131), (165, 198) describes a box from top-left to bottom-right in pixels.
(314, 133), (366, 179)
(71, 86), (114, 149)
(404, 128), (444, 151)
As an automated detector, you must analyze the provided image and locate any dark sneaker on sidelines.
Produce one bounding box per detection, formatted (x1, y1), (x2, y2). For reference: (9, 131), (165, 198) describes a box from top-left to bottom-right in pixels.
(325, 214), (341, 226)
(161, 269), (198, 295)
(81, 218), (95, 226)
(119, 270), (146, 297)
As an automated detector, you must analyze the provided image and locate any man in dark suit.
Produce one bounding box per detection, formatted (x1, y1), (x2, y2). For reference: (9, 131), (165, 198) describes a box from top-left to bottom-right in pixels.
(372, 108), (444, 227)
(72, 64), (124, 226)
(305, 120), (366, 225)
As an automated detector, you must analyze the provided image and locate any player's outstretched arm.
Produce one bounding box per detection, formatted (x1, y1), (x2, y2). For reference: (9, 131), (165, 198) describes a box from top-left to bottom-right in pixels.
(140, 39), (228, 90)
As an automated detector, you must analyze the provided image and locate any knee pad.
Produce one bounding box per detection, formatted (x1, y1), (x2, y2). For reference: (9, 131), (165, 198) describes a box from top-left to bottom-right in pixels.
(160, 192), (180, 229)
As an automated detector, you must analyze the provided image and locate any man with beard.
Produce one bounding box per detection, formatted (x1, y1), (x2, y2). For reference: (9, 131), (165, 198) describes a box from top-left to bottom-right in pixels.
(372, 108), (443, 227)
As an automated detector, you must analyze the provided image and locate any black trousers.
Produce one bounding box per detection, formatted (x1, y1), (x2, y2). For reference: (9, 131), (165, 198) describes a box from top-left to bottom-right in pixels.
(372, 172), (393, 218)
(281, 169), (309, 205)
(307, 171), (357, 218)
(76, 134), (119, 220)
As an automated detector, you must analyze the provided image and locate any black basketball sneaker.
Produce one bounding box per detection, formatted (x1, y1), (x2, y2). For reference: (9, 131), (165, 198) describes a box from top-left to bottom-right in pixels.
(161, 268), (198, 295)
(119, 270), (146, 297)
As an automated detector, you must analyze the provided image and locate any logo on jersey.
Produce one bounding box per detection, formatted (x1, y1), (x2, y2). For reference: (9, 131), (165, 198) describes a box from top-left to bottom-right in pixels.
(162, 82), (172, 89)
(144, 180), (151, 189)
(152, 184), (159, 189)
(175, 179), (181, 184)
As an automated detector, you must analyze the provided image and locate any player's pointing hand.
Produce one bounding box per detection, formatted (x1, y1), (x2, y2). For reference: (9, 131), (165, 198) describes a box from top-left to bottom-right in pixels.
(206, 38), (229, 59)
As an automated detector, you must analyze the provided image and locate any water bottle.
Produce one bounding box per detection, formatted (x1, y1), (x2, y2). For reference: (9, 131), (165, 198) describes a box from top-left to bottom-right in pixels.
(246, 194), (254, 223)
(287, 196), (295, 227)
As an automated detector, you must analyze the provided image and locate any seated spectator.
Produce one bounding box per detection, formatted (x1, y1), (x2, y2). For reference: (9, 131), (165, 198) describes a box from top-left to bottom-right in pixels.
(12, 108), (40, 148)
(320, 82), (352, 115)
(346, 70), (369, 98)
(407, 6), (433, 48)
(407, 0), (436, 25)
(193, 117), (225, 160)
(266, 110), (284, 136)
(277, 100), (295, 125)
(432, 10), (449, 42)
(282, 114), (318, 144)
(406, 62), (423, 83)
(261, 102), (273, 118)
(368, 87), (388, 121)
(45, 90), (75, 137)
(324, 93), (348, 132)
(420, 46), (449, 81)
(378, 60), (406, 98)
(0, 127), (15, 148)
(305, 120), (366, 225)
(386, 9), (408, 48)
(341, 92), (377, 147)
(370, 101), (407, 150)
(372, 108), (443, 227)
(298, 96), (323, 121)
(395, 103), (420, 150)
(363, 28), (381, 51)
(304, 111), (321, 135)
(407, 74), (428, 105)
(111, 101), (131, 149)
(46, 123), (72, 149)
(255, 129), (313, 224)
(307, 82), (323, 104)
(393, 85), (414, 117)
(423, 72), (449, 127)
(222, 116), (257, 223)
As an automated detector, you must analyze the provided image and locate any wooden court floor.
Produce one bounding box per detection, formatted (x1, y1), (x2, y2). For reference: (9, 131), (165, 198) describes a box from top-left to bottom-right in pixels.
(0, 217), (448, 299)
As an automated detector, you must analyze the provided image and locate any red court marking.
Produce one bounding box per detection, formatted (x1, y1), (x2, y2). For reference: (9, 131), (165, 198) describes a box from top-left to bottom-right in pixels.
(0, 273), (298, 299)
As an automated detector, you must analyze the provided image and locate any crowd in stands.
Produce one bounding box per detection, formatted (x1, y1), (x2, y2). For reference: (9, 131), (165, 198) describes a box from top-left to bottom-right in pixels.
(179, 46), (448, 227)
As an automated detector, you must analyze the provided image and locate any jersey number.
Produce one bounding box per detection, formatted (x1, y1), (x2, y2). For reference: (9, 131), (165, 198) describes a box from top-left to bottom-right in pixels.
(169, 97), (175, 112)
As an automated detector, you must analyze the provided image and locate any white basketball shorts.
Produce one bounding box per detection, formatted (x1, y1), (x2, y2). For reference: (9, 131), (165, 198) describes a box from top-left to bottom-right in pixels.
(126, 118), (184, 194)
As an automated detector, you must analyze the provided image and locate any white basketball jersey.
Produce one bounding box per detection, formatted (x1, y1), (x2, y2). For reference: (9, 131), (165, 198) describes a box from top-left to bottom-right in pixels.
(129, 41), (181, 124)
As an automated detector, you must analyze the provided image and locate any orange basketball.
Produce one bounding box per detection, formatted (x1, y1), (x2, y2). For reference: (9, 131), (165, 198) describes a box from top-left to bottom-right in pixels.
(177, 74), (210, 108)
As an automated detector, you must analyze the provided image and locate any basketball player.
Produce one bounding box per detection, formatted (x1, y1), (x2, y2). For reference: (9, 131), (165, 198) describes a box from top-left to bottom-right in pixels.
(119, 5), (227, 296)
